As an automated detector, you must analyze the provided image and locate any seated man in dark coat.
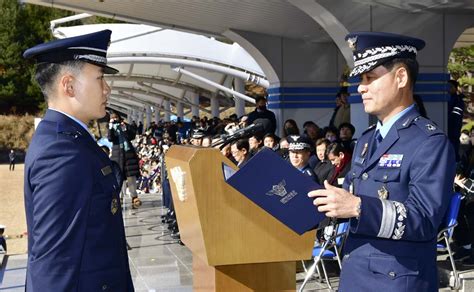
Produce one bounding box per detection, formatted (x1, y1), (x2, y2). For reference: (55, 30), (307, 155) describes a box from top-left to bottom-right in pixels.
(313, 138), (334, 185)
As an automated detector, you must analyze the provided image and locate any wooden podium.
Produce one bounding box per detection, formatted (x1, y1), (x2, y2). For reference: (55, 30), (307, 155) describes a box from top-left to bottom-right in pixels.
(165, 145), (316, 291)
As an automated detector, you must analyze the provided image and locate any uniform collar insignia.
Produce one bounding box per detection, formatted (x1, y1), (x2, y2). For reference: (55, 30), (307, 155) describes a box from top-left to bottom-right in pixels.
(426, 124), (436, 131)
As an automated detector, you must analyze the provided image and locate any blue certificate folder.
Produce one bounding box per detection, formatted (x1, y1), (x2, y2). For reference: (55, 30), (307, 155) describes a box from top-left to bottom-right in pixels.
(224, 148), (326, 235)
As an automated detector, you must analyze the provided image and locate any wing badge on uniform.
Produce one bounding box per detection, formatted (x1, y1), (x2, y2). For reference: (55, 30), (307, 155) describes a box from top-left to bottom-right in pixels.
(378, 185), (389, 200)
(111, 198), (119, 215)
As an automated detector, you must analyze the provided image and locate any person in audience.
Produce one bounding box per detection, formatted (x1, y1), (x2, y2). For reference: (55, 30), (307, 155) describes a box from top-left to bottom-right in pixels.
(137, 170), (150, 194)
(23, 30), (134, 291)
(190, 129), (205, 146)
(453, 171), (474, 265)
(287, 135), (318, 182)
(283, 119), (300, 137)
(329, 90), (351, 128)
(231, 139), (251, 167)
(108, 111), (142, 208)
(263, 133), (279, 151)
(313, 138), (334, 185)
(219, 143), (236, 164)
(303, 121), (322, 142)
(323, 126), (338, 143)
(308, 32), (455, 291)
(248, 133), (263, 155)
(278, 137), (289, 160)
(448, 79), (465, 162)
(201, 136), (212, 147)
(338, 122), (357, 154)
(246, 96), (276, 134)
(452, 131), (474, 264)
(326, 142), (352, 186)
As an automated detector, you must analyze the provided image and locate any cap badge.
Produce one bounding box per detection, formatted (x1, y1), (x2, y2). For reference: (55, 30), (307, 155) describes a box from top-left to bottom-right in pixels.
(347, 36), (357, 51)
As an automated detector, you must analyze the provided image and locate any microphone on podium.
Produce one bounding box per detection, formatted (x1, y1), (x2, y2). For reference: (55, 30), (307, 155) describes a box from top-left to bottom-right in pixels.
(211, 119), (270, 148)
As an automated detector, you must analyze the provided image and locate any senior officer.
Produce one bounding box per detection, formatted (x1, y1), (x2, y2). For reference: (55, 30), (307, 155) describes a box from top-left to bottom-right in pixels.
(308, 32), (455, 291)
(23, 30), (134, 291)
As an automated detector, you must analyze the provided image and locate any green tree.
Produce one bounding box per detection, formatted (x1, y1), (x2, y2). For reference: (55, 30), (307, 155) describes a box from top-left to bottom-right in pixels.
(448, 45), (474, 89)
(0, 0), (72, 114)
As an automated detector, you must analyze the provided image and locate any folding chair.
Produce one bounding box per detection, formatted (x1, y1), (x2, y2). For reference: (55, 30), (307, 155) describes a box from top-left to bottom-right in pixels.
(437, 192), (462, 290)
(299, 221), (349, 292)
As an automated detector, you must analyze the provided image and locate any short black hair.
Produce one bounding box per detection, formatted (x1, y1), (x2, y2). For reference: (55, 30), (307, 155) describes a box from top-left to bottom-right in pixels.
(35, 60), (85, 101)
(338, 122), (355, 135)
(326, 142), (345, 157)
(264, 133), (279, 142)
(315, 138), (331, 147)
(231, 139), (249, 152)
(255, 96), (267, 103)
(382, 58), (419, 88)
(303, 121), (317, 129)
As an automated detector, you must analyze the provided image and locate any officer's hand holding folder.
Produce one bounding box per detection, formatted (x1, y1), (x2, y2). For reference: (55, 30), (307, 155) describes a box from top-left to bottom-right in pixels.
(223, 148), (326, 235)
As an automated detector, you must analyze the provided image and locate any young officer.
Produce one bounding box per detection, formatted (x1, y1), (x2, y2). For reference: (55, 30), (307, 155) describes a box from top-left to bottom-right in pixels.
(309, 32), (455, 291)
(23, 30), (134, 291)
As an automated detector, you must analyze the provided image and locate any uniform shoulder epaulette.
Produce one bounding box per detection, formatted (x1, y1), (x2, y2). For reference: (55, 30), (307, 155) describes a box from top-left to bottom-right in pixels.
(57, 123), (83, 139)
(361, 124), (376, 135)
(412, 116), (443, 136)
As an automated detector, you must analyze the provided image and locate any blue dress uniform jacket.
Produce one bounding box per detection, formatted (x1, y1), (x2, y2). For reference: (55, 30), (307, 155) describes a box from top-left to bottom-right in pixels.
(24, 110), (134, 292)
(300, 164), (318, 183)
(339, 107), (455, 292)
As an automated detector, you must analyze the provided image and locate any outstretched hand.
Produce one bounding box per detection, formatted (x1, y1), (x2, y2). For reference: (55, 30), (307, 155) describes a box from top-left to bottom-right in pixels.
(308, 180), (361, 219)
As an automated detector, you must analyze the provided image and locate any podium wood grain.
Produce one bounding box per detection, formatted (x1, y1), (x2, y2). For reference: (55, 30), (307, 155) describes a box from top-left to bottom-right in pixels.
(165, 145), (316, 291)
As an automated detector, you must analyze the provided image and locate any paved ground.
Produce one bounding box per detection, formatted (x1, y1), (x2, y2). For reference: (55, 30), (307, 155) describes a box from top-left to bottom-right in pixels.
(0, 166), (469, 291)
(0, 164), (27, 255)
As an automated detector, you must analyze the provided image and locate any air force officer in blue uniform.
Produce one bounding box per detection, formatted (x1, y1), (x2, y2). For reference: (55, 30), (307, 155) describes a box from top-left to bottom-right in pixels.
(23, 30), (134, 291)
(309, 32), (455, 291)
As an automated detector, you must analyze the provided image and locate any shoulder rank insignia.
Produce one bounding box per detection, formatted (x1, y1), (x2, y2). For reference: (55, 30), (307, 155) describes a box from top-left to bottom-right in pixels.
(362, 124), (376, 135)
(101, 166), (112, 176)
(426, 124), (436, 131)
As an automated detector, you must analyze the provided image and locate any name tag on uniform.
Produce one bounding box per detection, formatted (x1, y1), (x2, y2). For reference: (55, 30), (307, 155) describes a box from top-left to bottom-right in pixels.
(378, 154), (403, 168)
(101, 165), (112, 176)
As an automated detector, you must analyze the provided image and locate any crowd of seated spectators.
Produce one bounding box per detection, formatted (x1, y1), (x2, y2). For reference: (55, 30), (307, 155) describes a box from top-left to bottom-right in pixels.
(102, 83), (474, 272)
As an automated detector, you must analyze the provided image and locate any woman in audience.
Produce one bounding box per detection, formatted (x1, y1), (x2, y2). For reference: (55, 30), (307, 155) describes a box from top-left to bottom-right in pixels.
(283, 119), (300, 137)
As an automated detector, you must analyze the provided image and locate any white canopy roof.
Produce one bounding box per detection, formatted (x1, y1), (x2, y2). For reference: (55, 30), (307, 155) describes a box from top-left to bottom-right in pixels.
(54, 23), (267, 117)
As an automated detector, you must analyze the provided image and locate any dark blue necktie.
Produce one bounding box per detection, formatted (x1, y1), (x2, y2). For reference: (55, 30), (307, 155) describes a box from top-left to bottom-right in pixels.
(371, 130), (383, 157)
